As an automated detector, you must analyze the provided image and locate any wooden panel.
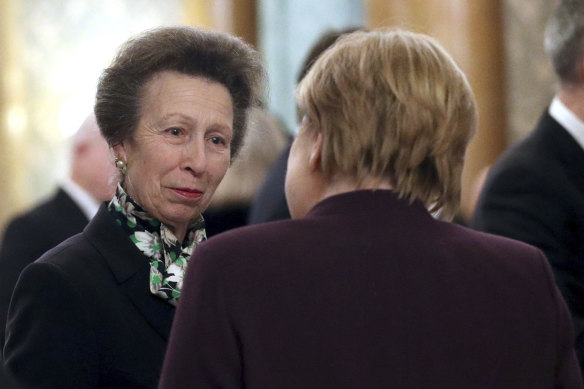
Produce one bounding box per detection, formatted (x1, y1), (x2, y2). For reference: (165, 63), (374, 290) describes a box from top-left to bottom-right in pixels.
(365, 0), (507, 220)
(182, 0), (257, 47)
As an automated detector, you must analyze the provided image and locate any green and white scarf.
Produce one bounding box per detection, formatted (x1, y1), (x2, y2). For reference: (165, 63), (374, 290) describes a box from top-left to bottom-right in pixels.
(108, 184), (206, 306)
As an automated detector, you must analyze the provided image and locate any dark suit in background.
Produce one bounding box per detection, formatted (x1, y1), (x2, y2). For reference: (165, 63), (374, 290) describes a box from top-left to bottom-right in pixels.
(471, 111), (584, 371)
(0, 188), (89, 388)
(247, 143), (292, 224)
(160, 190), (582, 388)
(4, 205), (174, 388)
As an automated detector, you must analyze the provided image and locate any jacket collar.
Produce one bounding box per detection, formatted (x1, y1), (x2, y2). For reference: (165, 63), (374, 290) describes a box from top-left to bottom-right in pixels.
(82, 204), (175, 340)
(306, 189), (433, 223)
(537, 111), (584, 191)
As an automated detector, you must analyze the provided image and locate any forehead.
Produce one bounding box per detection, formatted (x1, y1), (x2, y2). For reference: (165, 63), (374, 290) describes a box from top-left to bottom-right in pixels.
(140, 70), (233, 116)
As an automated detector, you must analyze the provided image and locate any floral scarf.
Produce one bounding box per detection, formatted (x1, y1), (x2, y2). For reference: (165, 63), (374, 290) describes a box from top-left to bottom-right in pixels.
(108, 184), (206, 306)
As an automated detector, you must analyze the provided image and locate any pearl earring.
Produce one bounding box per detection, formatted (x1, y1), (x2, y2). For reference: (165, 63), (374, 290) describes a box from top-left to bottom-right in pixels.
(114, 158), (127, 175)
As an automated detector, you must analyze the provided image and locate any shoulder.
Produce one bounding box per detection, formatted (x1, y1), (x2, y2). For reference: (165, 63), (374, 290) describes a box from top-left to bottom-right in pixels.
(1, 191), (86, 249)
(194, 219), (304, 268)
(32, 230), (109, 284)
(442, 221), (551, 276)
(2, 199), (57, 238)
(10, 191), (72, 226)
(202, 218), (296, 248)
(486, 114), (568, 189)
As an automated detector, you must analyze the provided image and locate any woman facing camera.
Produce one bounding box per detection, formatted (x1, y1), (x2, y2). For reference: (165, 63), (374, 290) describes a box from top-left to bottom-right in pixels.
(3, 26), (263, 388)
(159, 29), (582, 389)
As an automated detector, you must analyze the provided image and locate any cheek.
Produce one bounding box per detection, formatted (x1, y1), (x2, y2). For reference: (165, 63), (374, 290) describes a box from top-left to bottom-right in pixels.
(284, 161), (299, 214)
(209, 157), (231, 187)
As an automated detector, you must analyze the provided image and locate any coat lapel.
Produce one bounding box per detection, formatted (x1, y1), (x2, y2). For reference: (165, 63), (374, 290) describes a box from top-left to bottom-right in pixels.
(83, 205), (175, 340)
(539, 113), (584, 192)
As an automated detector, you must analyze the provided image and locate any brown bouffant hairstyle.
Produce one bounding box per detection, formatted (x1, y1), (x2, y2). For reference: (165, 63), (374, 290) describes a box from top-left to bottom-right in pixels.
(296, 29), (477, 220)
(95, 26), (265, 159)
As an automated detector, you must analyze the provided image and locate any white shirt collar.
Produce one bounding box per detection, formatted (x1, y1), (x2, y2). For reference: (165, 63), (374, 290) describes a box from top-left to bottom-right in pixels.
(548, 96), (584, 151)
(60, 177), (100, 220)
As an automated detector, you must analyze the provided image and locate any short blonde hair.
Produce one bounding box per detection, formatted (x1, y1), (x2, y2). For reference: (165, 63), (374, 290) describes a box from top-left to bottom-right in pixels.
(296, 28), (477, 219)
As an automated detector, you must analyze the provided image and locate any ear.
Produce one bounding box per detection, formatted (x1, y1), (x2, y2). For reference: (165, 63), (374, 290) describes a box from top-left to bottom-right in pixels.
(308, 131), (323, 172)
(74, 142), (89, 157)
(112, 142), (127, 162)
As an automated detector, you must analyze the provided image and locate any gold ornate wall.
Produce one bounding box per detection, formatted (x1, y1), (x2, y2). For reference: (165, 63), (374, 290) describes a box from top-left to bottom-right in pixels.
(365, 0), (558, 219)
(0, 0), (560, 233)
(366, 0), (507, 219)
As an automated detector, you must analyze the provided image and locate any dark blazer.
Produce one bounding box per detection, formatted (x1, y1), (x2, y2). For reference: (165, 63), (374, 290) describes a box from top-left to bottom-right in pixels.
(160, 190), (582, 389)
(471, 111), (584, 371)
(0, 188), (89, 388)
(4, 205), (175, 389)
(0, 189), (88, 347)
(247, 143), (291, 224)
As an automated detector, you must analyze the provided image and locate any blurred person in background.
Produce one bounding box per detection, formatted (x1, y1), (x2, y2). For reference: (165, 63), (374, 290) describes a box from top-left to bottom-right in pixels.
(203, 107), (289, 237)
(0, 113), (116, 349)
(0, 113), (116, 388)
(160, 28), (582, 388)
(471, 0), (584, 372)
(3, 26), (264, 389)
(247, 26), (361, 225)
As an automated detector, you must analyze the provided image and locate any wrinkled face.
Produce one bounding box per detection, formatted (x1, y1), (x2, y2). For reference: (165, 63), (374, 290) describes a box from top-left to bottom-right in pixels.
(114, 71), (233, 239)
(285, 116), (318, 219)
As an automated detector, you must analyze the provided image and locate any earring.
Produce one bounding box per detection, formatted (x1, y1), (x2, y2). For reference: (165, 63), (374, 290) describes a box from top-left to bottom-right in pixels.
(114, 158), (127, 175)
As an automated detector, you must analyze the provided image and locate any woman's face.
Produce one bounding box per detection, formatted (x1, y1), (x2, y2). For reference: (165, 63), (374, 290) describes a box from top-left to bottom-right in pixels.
(114, 71), (233, 240)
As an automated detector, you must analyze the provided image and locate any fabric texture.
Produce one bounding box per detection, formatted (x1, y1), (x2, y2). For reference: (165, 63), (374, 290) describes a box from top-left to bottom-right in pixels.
(0, 188), (88, 373)
(108, 185), (205, 305)
(3, 205), (177, 388)
(247, 142), (292, 224)
(471, 110), (584, 372)
(160, 190), (583, 389)
(0, 188), (90, 389)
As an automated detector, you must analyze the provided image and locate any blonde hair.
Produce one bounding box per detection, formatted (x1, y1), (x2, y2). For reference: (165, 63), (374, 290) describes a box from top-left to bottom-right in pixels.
(296, 28), (477, 219)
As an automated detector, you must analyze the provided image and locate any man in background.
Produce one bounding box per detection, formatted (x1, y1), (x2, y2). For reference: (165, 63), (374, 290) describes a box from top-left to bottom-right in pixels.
(472, 0), (584, 371)
(0, 113), (116, 385)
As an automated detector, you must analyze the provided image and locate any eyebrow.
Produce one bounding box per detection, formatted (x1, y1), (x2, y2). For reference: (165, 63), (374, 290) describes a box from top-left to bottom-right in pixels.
(157, 112), (232, 132)
(158, 113), (195, 125)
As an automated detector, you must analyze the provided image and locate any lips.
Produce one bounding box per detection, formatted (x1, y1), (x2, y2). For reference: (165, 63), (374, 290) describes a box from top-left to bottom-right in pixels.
(171, 187), (203, 200)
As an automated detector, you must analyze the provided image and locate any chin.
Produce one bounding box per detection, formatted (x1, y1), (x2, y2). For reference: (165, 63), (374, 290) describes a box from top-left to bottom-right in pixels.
(162, 207), (200, 225)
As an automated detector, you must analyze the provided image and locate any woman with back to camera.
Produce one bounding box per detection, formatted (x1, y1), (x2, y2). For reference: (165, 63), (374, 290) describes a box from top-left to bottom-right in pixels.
(3, 26), (264, 388)
(159, 29), (582, 388)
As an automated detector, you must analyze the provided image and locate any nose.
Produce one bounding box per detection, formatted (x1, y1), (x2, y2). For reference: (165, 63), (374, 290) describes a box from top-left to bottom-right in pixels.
(181, 139), (207, 176)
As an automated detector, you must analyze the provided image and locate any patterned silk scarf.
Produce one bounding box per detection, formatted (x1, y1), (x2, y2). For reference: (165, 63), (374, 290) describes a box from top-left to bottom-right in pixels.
(107, 184), (206, 306)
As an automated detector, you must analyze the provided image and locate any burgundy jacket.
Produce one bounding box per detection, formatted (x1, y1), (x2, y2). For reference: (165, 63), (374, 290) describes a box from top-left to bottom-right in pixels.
(160, 190), (582, 389)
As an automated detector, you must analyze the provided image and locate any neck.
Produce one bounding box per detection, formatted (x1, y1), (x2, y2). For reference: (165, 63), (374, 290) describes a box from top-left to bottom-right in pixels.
(319, 175), (393, 204)
(171, 227), (187, 244)
(557, 84), (584, 121)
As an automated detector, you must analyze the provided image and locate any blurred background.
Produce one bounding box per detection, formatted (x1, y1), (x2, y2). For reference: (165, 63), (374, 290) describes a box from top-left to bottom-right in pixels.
(0, 0), (557, 236)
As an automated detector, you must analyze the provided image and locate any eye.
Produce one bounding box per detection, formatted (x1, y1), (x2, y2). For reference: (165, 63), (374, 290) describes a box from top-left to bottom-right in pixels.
(167, 127), (182, 136)
(210, 136), (226, 145)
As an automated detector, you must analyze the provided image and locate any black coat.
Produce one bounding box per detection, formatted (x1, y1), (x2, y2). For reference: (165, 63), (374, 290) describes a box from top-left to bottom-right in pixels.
(0, 189), (88, 388)
(472, 111), (584, 371)
(247, 143), (291, 224)
(160, 190), (582, 388)
(4, 205), (175, 388)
